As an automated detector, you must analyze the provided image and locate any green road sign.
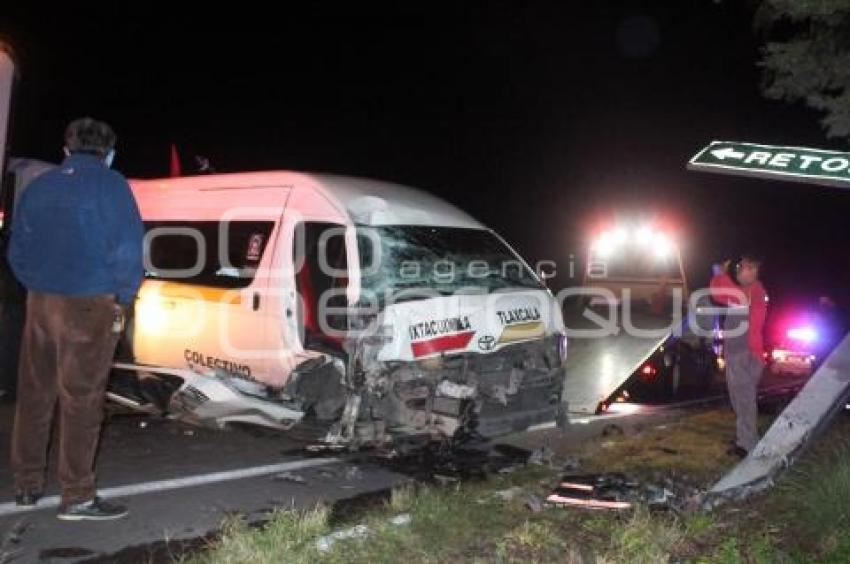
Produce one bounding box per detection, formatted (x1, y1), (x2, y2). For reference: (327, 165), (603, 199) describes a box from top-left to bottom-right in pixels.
(688, 140), (850, 188)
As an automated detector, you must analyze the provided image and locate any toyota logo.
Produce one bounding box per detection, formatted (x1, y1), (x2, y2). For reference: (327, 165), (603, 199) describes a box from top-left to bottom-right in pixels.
(478, 335), (496, 351)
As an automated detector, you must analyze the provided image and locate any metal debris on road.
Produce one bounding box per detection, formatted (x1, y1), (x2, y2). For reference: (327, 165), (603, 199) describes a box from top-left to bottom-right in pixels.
(545, 473), (689, 512)
(344, 466), (363, 481)
(0, 519), (29, 564)
(272, 472), (307, 484)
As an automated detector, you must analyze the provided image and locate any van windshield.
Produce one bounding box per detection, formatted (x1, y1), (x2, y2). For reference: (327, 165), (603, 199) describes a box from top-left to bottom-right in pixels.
(356, 226), (542, 299)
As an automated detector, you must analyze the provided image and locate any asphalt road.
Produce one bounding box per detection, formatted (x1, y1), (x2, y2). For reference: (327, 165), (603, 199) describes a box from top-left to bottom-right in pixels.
(0, 363), (811, 563)
(0, 406), (410, 563)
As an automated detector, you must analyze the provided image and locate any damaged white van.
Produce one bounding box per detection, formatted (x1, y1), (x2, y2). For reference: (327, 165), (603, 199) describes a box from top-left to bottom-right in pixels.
(110, 171), (567, 450)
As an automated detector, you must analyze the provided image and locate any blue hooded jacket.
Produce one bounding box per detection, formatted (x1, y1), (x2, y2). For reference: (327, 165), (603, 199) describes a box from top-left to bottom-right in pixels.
(7, 153), (144, 304)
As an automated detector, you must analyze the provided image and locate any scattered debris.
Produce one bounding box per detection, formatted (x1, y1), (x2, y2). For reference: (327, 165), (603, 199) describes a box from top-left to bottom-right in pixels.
(496, 464), (521, 475)
(562, 455), (582, 472)
(315, 514), (411, 553)
(316, 524), (371, 552)
(319, 468), (341, 480)
(493, 486), (525, 502)
(344, 466), (363, 481)
(545, 473), (693, 512)
(523, 492), (545, 513)
(388, 513), (411, 526)
(645, 485), (676, 508)
(433, 474), (460, 486)
(601, 424), (625, 437)
(528, 445), (555, 467)
(273, 472), (307, 484)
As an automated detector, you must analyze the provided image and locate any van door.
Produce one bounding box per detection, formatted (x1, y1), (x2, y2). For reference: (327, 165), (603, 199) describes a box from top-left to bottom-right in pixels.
(264, 218), (353, 385)
(132, 195), (287, 386)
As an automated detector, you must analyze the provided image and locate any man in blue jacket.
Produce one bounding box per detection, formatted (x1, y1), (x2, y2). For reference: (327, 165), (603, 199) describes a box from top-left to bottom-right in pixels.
(7, 118), (144, 520)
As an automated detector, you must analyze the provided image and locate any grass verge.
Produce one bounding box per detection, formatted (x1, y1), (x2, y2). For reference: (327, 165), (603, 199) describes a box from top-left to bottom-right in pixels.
(189, 408), (850, 563)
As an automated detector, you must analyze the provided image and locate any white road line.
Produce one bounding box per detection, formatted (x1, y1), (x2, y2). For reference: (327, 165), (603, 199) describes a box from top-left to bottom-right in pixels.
(0, 456), (340, 518)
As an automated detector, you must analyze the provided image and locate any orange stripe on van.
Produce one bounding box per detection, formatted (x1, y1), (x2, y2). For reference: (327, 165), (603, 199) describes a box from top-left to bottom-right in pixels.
(498, 321), (545, 344)
(144, 281), (243, 305)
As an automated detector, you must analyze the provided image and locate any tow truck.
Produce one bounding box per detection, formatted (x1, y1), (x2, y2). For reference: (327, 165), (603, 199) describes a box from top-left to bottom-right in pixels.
(562, 219), (720, 414)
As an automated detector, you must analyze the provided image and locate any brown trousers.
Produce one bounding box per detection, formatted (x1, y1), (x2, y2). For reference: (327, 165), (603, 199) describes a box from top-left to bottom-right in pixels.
(11, 292), (120, 505)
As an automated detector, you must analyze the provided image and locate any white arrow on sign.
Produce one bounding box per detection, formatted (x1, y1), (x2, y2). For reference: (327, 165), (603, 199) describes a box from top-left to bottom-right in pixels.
(710, 147), (746, 161)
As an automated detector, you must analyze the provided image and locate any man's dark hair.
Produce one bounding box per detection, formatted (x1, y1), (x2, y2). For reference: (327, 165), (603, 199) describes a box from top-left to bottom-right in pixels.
(64, 117), (117, 157)
(740, 253), (763, 267)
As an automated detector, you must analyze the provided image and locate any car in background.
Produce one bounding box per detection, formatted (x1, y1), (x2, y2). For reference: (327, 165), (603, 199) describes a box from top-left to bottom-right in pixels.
(766, 296), (848, 378)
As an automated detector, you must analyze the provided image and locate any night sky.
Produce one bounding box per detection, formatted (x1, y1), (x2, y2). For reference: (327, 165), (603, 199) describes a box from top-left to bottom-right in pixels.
(3, 1), (849, 308)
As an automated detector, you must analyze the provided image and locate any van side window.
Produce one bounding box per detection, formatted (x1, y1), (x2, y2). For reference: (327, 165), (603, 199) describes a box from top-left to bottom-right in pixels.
(293, 222), (348, 351)
(144, 220), (274, 288)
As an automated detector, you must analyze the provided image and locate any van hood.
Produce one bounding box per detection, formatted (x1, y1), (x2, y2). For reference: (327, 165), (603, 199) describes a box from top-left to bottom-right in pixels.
(370, 289), (564, 362)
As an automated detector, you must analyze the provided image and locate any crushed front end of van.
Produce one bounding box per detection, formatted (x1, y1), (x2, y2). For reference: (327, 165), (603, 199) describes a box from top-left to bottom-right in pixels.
(283, 225), (569, 450)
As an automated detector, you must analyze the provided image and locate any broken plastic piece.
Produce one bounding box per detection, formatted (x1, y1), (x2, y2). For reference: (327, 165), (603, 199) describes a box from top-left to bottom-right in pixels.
(546, 493), (633, 510)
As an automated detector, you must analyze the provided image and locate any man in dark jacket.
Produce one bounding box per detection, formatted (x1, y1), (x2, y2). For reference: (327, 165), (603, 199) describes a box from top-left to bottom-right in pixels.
(7, 118), (144, 520)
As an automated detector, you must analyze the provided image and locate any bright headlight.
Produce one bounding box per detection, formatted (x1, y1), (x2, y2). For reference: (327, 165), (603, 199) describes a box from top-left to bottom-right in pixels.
(653, 233), (674, 258)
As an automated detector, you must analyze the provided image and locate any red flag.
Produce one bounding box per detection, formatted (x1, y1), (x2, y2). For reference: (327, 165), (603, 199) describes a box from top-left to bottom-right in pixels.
(169, 143), (181, 177)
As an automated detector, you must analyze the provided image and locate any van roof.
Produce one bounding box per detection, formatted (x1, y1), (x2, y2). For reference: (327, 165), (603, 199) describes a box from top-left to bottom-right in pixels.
(130, 171), (485, 229)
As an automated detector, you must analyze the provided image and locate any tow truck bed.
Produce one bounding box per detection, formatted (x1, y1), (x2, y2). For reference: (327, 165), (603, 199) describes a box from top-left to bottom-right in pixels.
(562, 307), (675, 414)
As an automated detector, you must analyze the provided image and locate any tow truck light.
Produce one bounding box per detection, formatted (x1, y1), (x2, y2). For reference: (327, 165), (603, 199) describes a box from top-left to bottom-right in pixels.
(636, 225), (653, 245)
(591, 225), (676, 260)
(653, 233), (673, 258)
(612, 227), (628, 245)
(592, 231), (615, 257)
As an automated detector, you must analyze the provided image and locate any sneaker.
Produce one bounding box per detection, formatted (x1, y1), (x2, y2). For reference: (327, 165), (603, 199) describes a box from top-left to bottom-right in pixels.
(57, 497), (129, 521)
(14, 489), (43, 506)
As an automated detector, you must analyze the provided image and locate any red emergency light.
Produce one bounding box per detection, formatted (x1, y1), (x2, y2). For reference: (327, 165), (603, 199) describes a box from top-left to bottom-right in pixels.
(638, 362), (658, 382)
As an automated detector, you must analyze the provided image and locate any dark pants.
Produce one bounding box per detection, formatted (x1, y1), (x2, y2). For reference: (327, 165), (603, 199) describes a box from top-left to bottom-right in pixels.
(726, 349), (764, 451)
(11, 292), (120, 505)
